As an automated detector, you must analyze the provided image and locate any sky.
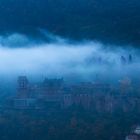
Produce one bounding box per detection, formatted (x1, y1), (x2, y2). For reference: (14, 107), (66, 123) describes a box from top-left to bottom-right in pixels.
(0, 0), (140, 45)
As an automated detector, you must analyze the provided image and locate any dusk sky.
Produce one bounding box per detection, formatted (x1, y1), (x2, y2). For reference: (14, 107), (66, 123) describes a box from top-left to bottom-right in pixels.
(0, 0), (140, 46)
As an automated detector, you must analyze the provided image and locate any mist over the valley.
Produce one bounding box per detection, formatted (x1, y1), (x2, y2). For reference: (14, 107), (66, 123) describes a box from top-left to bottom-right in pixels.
(0, 32), (139, 85)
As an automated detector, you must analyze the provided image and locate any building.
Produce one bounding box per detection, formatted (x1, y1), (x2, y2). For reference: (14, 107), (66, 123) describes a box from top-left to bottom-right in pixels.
(126, 126), (140, 140)
(13, 77), (64, 109)
(17, 76), (29, 98)
(126, 134), (140, 140)
(13, 98), (37, 109)
(63, 94), (73, 107)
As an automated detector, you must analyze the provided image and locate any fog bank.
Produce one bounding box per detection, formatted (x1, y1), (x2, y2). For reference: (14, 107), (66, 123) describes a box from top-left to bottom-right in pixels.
(0, 33), (139, 83)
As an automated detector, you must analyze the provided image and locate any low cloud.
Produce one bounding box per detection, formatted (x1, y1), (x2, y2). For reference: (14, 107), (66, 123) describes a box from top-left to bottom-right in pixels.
(0, 32), (139, 83)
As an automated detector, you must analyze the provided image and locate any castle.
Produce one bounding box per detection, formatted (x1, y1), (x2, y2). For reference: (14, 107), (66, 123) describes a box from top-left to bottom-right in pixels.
(10, 76), (140, 113)
(12, 76), (111, 110)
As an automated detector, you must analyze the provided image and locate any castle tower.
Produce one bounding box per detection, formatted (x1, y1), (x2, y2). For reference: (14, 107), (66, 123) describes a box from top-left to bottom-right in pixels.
(17, 76), (29, 98)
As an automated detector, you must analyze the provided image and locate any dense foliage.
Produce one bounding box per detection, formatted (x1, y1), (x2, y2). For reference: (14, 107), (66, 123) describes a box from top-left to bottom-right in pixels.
(0, 108), (138, 140)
